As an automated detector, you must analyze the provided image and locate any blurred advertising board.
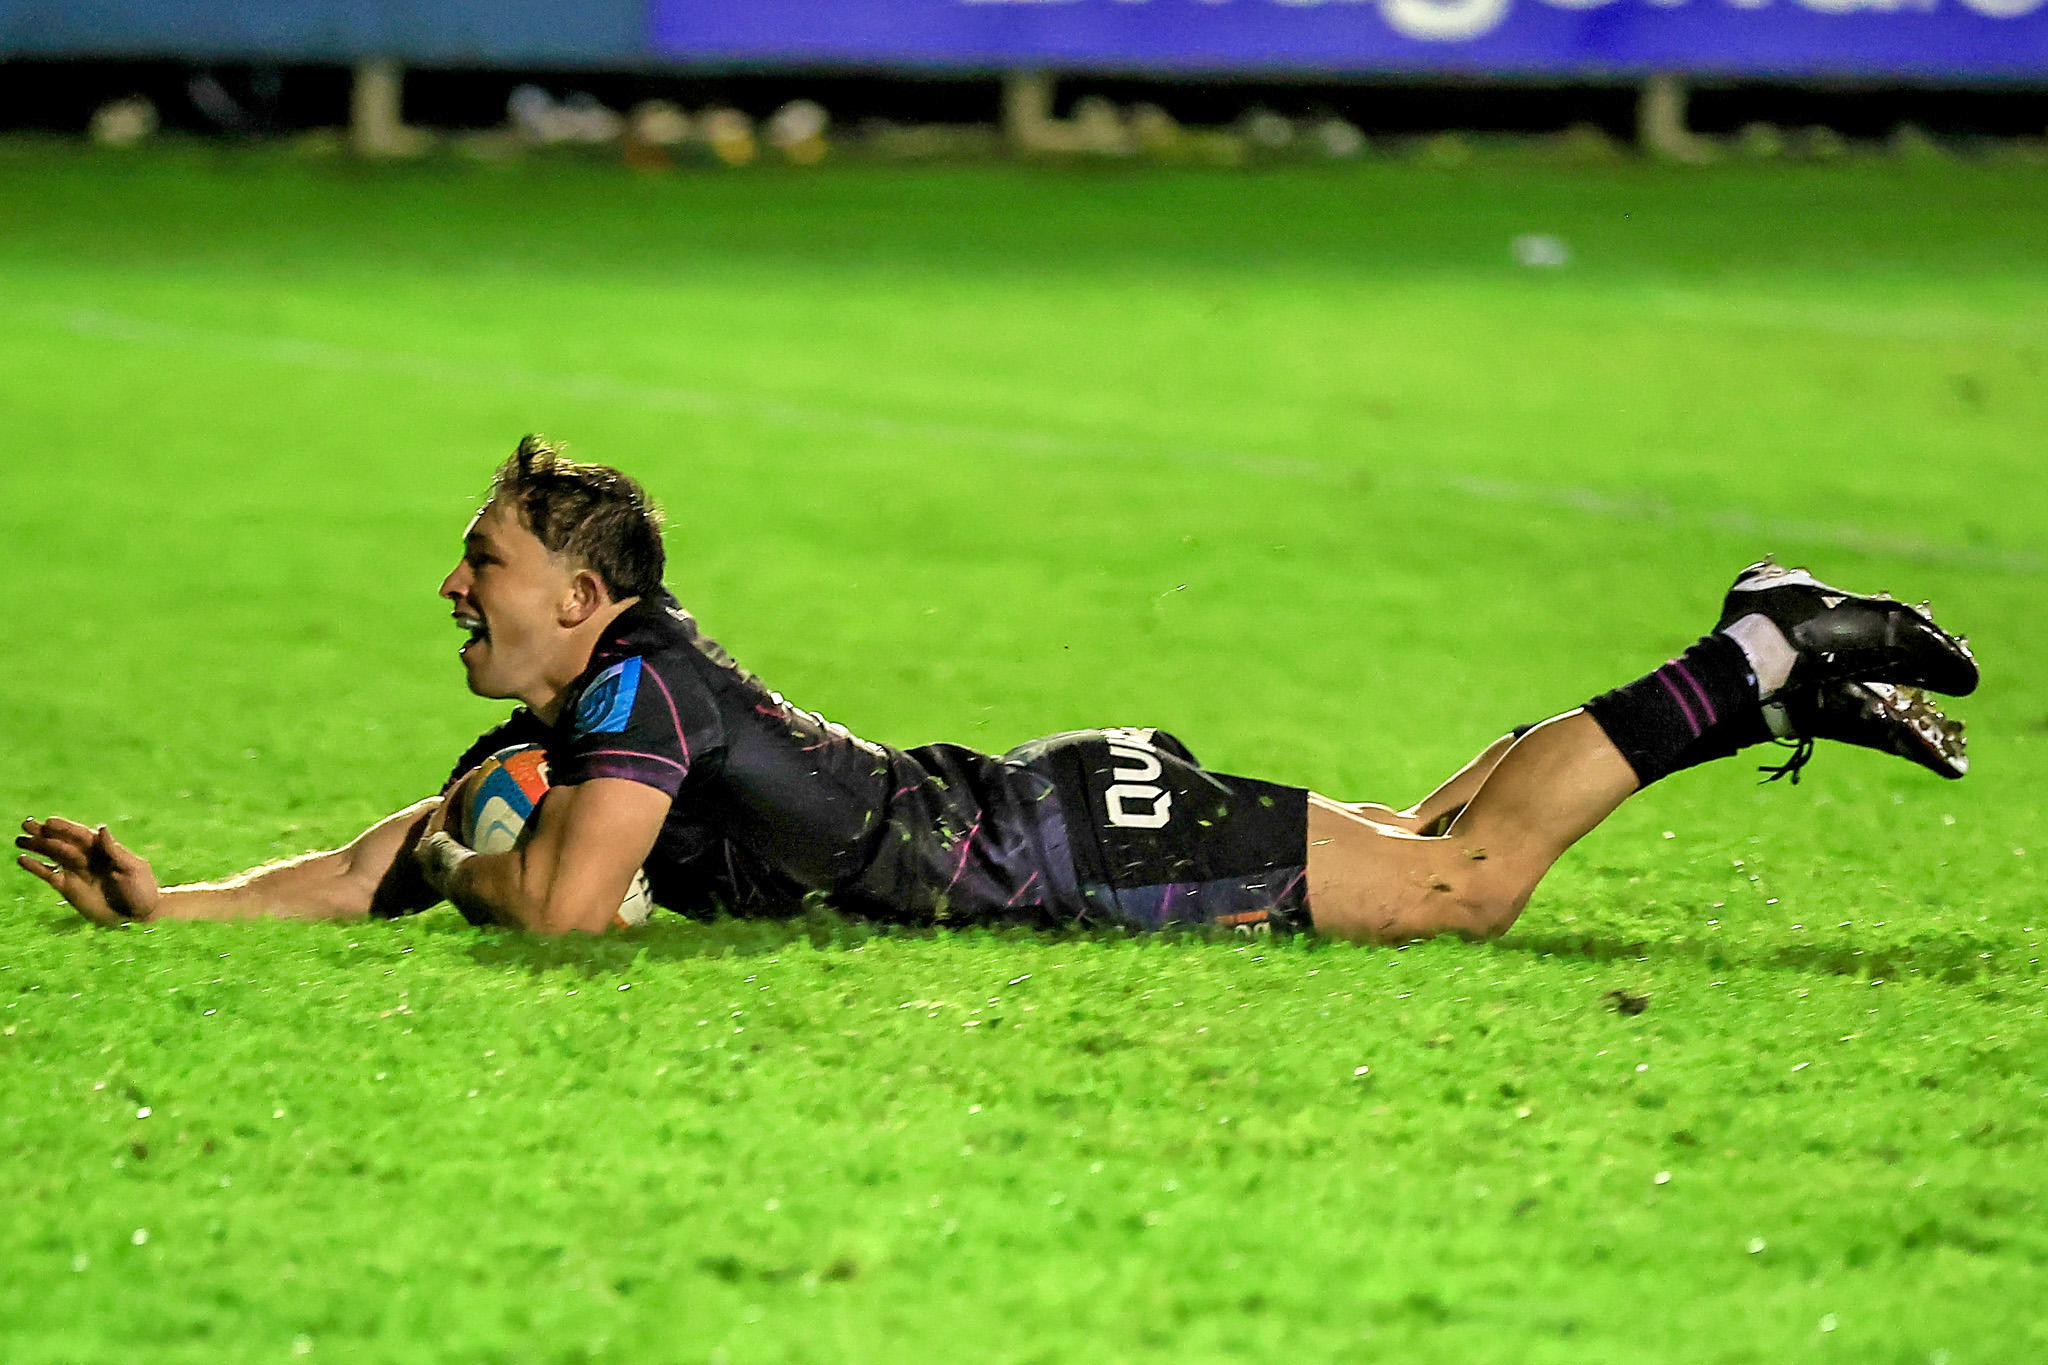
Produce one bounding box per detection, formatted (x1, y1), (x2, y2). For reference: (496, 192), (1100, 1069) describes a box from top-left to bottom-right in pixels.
(0, 0), (639, 62)
(650, 0), (2048, 78)
(4, 0), (2042, 76)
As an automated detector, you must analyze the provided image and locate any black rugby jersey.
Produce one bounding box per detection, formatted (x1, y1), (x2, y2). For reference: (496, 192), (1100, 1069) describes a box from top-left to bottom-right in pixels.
(447, 591), (1070, 924)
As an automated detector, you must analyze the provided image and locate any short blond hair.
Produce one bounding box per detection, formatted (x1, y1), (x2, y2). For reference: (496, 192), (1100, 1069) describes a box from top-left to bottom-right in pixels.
(491, 435), (665, 600)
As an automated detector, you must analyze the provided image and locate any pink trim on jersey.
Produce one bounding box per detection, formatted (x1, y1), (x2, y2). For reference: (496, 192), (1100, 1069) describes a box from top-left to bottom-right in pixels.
(583, 749), (689, 774)
(638, 664), (692, 767)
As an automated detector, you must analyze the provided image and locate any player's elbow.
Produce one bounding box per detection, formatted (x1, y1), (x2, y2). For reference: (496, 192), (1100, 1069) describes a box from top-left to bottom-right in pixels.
(475, 878), (586, 934)
(514, 874), (617, 936)
(455, 866), (612, 935)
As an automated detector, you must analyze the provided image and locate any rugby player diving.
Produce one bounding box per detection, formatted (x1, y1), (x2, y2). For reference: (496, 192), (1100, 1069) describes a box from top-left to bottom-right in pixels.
(17, 437), (1977, 943)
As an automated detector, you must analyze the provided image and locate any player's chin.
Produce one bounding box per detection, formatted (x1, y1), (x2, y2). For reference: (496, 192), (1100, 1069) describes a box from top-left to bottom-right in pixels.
(456, 652), (512, 700)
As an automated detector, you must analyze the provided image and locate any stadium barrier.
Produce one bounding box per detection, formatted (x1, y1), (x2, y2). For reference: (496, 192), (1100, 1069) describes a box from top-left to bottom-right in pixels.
(5, 0), (2043, 157)
(5, 0), (2042, 76)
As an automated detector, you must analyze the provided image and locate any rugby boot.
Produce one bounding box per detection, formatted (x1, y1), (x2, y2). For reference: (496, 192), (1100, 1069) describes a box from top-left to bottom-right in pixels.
(1756, 680), (1968, 784)
(1719, 559), (1978, 697)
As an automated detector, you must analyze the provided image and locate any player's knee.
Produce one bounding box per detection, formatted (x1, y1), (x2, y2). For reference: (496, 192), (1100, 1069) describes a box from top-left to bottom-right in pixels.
(1466, 891), (1531, 940)
(1430, 868), (1530, 940)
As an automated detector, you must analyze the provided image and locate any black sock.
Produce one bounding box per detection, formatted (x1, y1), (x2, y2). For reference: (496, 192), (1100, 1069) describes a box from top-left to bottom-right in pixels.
(1583, 633), (1770, 787)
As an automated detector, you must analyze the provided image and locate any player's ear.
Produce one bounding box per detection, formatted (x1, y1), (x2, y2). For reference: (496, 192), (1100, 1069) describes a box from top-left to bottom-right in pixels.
(560, 568), (609, 626)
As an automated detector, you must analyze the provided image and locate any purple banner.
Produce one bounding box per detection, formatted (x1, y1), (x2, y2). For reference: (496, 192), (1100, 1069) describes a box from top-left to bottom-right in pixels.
(650, 0), (2048, 78)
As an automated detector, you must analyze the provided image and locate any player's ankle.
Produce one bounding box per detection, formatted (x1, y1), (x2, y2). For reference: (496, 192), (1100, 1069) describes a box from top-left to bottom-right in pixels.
(1720, 612), (1796, 700)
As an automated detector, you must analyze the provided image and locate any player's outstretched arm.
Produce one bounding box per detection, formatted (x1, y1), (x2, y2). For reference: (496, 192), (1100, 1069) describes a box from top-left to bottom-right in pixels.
(16, 800), (444, 926)
(415, 778), (667, 935)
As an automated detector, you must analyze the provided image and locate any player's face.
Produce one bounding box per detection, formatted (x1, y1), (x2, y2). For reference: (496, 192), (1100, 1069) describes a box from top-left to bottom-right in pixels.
(439, 497), (578, 703)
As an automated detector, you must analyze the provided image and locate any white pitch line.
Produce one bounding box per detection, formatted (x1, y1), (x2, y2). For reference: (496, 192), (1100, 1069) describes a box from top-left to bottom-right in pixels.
(29, 303), (2043, 577)
(1643, 288), (2048, 347)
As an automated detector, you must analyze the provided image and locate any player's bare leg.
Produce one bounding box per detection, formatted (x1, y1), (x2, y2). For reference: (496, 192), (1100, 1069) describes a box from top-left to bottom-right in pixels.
(1406, 730), (1519, 834)
(1307, 711), (1633, 943)
(1306, 560), (1979, 946)
(1335, 731), (1518, 834)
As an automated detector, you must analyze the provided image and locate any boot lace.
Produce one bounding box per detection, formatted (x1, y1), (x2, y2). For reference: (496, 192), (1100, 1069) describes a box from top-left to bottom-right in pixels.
(1757, 736), (1815, 784)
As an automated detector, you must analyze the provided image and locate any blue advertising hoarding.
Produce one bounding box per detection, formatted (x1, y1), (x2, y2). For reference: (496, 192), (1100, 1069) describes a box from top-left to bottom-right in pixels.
(3, 0), (2044, 77)
(651, 0), (2048, 78)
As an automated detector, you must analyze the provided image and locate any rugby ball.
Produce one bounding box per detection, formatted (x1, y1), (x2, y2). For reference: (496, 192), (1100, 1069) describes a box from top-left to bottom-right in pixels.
(453, 744), (655, 929)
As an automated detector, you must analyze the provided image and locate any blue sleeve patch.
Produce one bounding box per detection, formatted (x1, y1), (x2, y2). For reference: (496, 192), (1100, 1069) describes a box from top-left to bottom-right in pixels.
(572, 657), (643, 737)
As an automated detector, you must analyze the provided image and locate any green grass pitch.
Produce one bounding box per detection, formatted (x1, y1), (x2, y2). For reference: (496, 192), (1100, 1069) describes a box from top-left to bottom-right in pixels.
(1, 141), (2044, 1362)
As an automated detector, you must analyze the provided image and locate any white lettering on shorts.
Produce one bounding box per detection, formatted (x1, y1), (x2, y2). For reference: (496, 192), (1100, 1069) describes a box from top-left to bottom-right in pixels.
(1105, 737), (1173, 829)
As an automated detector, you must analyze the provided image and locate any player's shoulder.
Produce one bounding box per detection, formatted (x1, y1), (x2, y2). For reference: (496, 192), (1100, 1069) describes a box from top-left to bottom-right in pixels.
(566, 592), (736, 740)
(585, 592), (707, 680)
(606, 590), (758, 688)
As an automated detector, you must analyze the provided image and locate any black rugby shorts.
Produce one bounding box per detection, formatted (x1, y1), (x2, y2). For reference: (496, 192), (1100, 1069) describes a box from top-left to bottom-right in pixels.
(1006, 728), (1312, 935)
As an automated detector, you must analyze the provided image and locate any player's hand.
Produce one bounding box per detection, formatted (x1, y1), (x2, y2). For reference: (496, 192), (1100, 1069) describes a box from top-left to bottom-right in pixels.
(15, 818), (162, 926)
(414, 769), (481, 862)
(409, 793), (460, 887)
(418, 788), (454, 844)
